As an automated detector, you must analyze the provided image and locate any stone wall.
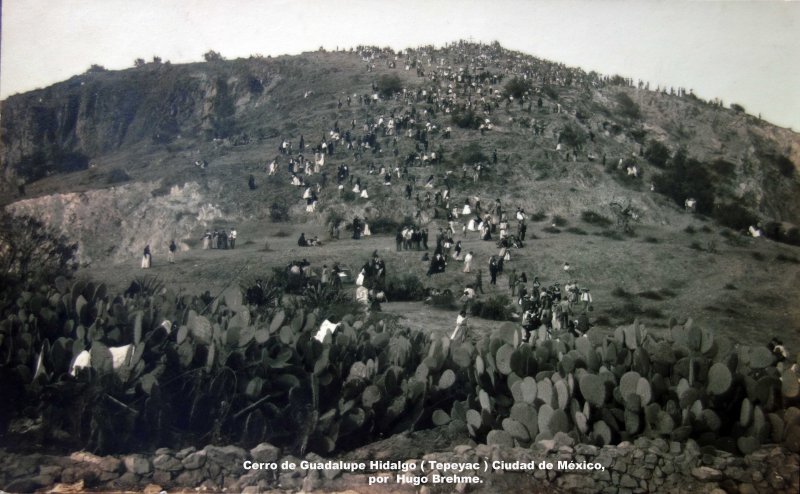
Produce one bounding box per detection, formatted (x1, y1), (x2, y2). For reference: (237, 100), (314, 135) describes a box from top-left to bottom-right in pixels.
(1, 437), (797, 493)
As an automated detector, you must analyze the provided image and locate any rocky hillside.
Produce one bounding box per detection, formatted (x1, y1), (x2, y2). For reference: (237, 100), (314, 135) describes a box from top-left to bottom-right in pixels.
(1, 42), (799, 263)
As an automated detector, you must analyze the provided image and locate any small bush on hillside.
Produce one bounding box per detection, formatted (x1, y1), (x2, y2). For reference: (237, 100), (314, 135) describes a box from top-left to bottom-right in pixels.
(270, 202), (290, 222)
(629, 128), (647, 144)
(730, 103), (746, 113)
(529, 211), (547, 222)
(203, 50), (224, 62)
(107, 168), (131, 184)
(689, 241), (704, 251)
(684, 225), (696, 234)
(653, 149), (715, 215)
(615, 92), (641, 120)
(598, 230), (624, 240)
(451, 109), (482, 130)
(369, 217), (400, 234)
(566, 227), (587, 235)
(376, 74), (403, 98)
(711, 159), (736, 178)
(543, 226), (561, 234)
(775, 155), (795, 178)
(541, 85), (558, 100)
(643, 236), (659, 244)
(559, 124), (586, 149)
(762, 222), (800, 246)
(751, 251), (766, 261)
(0, 212), (78, 286)
(455, 142), (488, 165)
(644, 140), (670, 168)
(714, 203), (757, 231)
(581, 210), (613, 227)
(385, 274), (426, 301)
(775, 253), (800, 264)
(551, 215), (568, 227)
(471, 294), (511, 320)
(504, 77), (531, 100)
(611, 287), (633, 299)
(428, 290), (456, 309)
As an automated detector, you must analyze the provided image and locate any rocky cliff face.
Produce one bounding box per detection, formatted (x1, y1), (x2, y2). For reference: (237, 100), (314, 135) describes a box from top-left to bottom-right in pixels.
(7, 181), (226, 264)
(1, 59), (280, 187)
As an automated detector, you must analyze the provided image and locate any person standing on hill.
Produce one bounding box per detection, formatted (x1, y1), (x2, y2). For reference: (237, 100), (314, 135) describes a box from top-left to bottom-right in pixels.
(141, 245), (152, 269)
(450, 310), (468, 342)
(168, 240), (177, 264)
(489, 256), (499, 285)
(463, 251), (473, 273)
(229, 228), (237, 249)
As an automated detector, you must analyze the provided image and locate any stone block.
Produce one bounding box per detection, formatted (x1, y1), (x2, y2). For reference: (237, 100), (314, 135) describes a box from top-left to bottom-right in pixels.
(250, 442), (281, 463)
(153, 454), (183, 472)
(182, 451), (207, 470)
(124, 455), (151, 475)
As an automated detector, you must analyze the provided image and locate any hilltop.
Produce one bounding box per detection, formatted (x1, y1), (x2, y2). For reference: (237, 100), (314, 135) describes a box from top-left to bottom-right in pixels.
(1, 41), (799, 348)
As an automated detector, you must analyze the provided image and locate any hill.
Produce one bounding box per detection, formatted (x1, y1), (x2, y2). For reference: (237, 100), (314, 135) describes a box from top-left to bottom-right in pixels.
(2, 41), (800, 345)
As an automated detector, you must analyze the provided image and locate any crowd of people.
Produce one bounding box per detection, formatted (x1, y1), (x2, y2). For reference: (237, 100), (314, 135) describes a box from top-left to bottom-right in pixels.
(152, 41), (683, 341)
(202, 228), (238, 250)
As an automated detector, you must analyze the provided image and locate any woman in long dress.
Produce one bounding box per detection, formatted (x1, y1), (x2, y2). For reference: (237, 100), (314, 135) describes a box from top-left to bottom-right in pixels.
(141, 245), (151, 269)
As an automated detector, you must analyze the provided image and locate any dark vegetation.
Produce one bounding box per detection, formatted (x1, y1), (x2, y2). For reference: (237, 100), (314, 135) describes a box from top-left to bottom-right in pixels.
(0, 211), (78, 288)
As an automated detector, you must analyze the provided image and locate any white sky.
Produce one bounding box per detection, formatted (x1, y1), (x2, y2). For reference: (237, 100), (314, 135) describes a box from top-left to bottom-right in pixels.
(2, 0), (799, 130)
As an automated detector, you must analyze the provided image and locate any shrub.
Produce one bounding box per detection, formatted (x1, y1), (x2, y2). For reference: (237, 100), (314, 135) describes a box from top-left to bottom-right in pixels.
(203, 50), (224, 62)
(775, 253), (800, 264)
(543, 226), (561, 234)
(653, 149), (715, 214)
(644, 140), (670, 168)
(451, 109), (481, 130)
(270, 202), (290, 222)
(611, 287), (633, 299)
(369, 216), (400, 234)
(643, 236), (659, 244)
(455, 142), (488, 165)
(529, 211), (547, 222)
(551, 215), (568, 227)
(471, 294), (511, 320)
(376, 74), (403, 98)
(730, 103), (745, 113)
(428, 290), (456, 309)
(751, 251), (766, 261)
(684, 225), (696, 234)
(0, 211), (78, 286)
(107, 168), (131, 184)
(713, 203), (757, 231)
(615, 92), (641, 120)
(598, 230), (624, 240)
(775, 155), (795, 178)
(559, 124), (586, 149)
(504, 76), (531, 99)
(689, 241), (704, 251)
(541, 85), (558, 100)
(581, 210), (613, 227)
(385, 274), (426, 301)
(711, 159), (736, 178)
(566, 227), (587, 235)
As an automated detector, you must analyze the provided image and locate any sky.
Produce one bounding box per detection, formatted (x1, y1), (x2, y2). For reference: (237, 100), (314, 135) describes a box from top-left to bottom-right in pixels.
(2, 0), (799, 130)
